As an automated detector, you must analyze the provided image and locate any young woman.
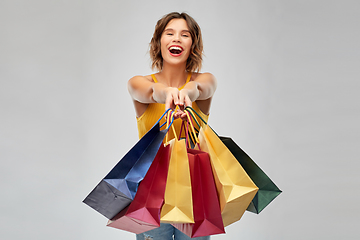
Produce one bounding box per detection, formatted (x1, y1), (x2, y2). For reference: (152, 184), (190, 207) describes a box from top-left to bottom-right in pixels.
(128, 12), (217, 240)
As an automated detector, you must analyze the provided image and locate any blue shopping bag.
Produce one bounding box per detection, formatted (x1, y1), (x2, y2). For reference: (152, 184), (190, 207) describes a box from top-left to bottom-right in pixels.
(83, 109), (173, 219)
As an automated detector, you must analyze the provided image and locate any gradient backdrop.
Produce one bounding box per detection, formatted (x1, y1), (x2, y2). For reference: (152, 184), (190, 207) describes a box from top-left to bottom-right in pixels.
(1, 0), (359, 239)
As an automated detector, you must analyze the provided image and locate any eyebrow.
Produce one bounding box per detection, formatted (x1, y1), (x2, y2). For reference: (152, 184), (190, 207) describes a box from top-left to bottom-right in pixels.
(164, 28), (190, 33)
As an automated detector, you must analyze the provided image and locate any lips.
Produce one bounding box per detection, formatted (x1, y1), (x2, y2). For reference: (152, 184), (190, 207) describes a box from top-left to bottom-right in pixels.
(168, 45), (184, 56)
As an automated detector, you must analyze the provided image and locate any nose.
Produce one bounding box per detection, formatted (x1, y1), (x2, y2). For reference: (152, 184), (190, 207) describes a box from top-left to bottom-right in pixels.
(172, 33), (181, 42)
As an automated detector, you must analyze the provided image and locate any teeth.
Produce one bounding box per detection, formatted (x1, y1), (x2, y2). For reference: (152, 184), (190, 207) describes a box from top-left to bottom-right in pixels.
(169, 46), (182, 51)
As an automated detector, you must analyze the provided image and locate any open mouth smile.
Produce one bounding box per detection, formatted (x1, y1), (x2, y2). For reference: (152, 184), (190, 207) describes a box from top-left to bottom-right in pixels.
(168, 45), (184, 56)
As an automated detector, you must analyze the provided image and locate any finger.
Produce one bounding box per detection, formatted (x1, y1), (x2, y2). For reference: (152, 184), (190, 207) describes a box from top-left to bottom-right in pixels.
(172, 88), (180, 105)
(165, 91), (177, 110)
(165, 98), (172, 111)
(178, 90), (186, 107)
(180, 112), (188, 121)
(178, 104), (185, 113)
(184, 95), (192, 107)
(173, 109), (181, 119)
(173, 113), (180, 120)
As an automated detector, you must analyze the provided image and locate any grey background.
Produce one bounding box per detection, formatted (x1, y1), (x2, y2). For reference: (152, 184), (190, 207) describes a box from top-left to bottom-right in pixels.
(1, 0), (359, 239)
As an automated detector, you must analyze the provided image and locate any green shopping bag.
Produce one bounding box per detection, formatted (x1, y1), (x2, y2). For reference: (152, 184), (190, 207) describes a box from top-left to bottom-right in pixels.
(219, 137), (282, 214)
(185, 106), (281, 214)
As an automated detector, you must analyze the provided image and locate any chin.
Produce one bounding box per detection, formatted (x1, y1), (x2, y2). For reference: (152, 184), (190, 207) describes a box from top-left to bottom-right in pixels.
(163, 55), (190, 66)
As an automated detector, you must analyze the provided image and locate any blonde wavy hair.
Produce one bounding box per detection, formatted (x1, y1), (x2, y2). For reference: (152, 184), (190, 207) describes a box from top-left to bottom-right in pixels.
(149, 12), (203, 72)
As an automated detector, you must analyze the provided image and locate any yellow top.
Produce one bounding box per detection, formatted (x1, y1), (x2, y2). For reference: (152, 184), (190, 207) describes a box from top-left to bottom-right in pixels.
(136, 72), (209, 140)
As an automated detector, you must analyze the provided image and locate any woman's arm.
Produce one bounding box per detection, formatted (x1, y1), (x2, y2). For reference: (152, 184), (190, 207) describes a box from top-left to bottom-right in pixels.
(128, 73), (217, 117)
(128, 76), (157, 103)
(128, 75), (182, 116)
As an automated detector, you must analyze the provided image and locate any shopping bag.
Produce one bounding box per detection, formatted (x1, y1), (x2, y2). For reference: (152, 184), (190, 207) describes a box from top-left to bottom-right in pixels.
(105, 205), (157, 234)
(172, 149), (225, 238)
(198, 124), (259, 227)
(219, 137), (282, 214)
(185, 107), (259, 226)
(126, 143), (171, 227)
(106, 143), (171, 233)
(160, 136), (194, 223)
(83, 109), (172, 219)
(171, 111), (224, 237)
(185, 106), (281, 216)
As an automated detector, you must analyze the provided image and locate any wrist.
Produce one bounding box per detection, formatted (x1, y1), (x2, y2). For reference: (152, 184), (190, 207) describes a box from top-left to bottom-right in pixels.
(181, 84), (199, 102)
(152, 83), (167, 103)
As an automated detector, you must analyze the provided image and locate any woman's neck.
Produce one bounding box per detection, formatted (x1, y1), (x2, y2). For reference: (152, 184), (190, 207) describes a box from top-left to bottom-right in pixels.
(158, 62), (188, 88)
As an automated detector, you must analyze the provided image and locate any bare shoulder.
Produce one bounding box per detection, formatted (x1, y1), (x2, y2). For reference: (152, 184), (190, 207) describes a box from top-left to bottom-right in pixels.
(128, 74), (154, 84)
(191, 72), (217, 87)
(127, 75), (155, 92)
(191, 72), (216, 82)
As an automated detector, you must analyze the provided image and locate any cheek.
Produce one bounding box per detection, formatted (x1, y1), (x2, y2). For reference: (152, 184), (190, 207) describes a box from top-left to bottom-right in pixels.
(160, 41), (167, 58)
(186, 39), (193, 50)
(160, 38), (169, 51)
(160, 40), (164, 50)
(160, 36), (165, 45)
(186, 41), (193, 55)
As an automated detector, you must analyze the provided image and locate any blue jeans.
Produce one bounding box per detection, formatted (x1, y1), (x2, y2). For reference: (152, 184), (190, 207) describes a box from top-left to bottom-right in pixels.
(136, 223), (210, 240)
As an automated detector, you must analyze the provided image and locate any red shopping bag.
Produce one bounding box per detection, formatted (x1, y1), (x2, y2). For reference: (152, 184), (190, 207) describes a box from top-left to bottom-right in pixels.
(172, 148), (225, 238)
(105, 205), (156, 234)
(172, 115), (225, 238)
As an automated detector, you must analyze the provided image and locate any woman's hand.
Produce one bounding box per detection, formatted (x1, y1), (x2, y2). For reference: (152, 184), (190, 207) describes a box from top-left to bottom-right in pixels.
(128, 72), (216, 118)
(163, 87), (189, 120)
(175, 89), (192, 120)
(163, 87), (180, 112)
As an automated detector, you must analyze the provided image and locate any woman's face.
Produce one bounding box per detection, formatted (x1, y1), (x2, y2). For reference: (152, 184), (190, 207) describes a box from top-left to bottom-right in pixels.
(160, 18), (193, 67)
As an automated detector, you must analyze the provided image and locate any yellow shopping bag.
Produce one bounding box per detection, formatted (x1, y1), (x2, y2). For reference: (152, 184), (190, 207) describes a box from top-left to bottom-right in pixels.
(160, 114), (194, 224)
(198, 125), (258, 227)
